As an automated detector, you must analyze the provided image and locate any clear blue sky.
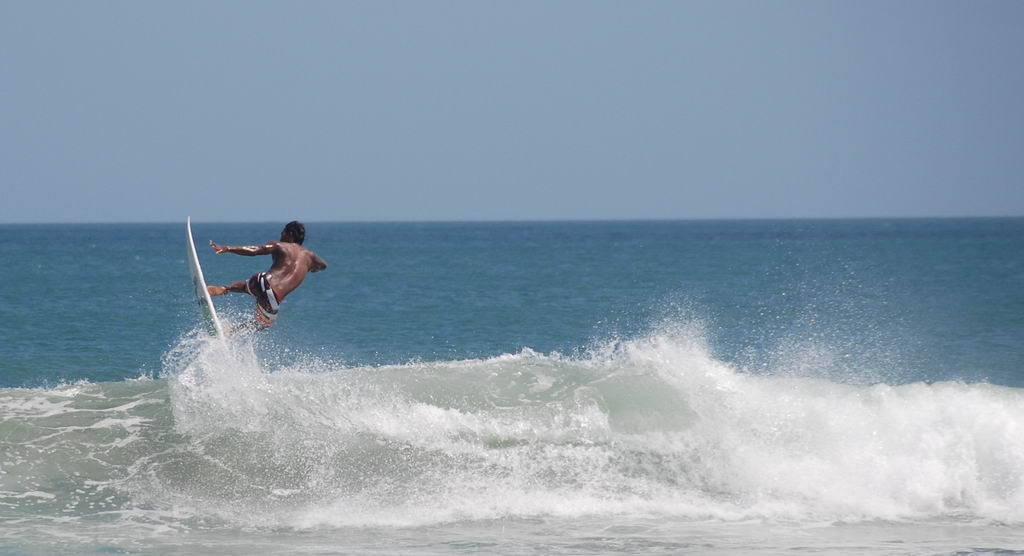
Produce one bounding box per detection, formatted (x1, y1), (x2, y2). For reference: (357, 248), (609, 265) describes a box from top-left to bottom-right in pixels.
(2, 1), (1022, 223)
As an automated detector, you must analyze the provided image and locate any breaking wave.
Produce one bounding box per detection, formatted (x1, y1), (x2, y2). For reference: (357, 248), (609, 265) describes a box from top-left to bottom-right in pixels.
(3, 323), (1024, 537)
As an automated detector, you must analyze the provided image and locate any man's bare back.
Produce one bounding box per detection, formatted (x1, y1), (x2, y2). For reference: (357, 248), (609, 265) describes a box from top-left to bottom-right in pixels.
(207, 221), (327, 328)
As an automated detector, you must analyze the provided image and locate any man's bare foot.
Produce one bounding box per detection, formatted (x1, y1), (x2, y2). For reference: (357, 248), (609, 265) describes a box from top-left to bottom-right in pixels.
(207, 285), (228, 296)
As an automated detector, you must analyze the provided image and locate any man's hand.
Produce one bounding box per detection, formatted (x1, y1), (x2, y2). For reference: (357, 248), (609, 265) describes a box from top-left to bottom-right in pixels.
(209, 240), (229, 254)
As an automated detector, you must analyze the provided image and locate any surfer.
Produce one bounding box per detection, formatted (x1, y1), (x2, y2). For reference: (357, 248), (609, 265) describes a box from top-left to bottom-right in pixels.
(206, 221), (327, 329)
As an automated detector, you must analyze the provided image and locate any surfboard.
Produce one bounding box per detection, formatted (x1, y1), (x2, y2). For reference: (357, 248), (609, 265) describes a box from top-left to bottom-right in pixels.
(186, 217), (225, 337)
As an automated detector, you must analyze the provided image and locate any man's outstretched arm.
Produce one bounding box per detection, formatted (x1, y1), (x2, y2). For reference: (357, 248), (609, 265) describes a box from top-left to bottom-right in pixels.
(209, 240), (277, 256)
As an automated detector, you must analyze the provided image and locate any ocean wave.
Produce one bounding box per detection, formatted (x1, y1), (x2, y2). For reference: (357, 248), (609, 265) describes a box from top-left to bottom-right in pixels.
(3, 325), (1024, 532)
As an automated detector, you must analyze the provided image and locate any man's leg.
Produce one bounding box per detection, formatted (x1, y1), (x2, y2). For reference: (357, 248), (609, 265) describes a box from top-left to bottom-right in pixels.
(254, 307), (275, 329)
(208, 280), (247, 297)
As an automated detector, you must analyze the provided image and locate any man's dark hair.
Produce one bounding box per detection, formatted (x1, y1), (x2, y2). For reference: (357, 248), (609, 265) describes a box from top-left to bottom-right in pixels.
(283, 221), (305, 245)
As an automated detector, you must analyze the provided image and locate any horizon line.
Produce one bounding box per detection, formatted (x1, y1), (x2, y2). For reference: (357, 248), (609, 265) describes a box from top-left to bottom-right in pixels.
(2, 214), (1023, 226)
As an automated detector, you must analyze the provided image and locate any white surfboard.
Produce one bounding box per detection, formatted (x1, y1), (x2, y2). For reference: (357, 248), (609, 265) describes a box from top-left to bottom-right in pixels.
(186, 217), (225, 337)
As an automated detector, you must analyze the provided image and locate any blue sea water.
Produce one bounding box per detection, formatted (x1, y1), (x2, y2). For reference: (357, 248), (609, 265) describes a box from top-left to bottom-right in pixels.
(1, 218), (1023, 554)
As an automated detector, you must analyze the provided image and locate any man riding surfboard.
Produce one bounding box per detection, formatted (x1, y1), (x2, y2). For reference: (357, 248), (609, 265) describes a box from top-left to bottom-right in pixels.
(207, 221), (327, 329)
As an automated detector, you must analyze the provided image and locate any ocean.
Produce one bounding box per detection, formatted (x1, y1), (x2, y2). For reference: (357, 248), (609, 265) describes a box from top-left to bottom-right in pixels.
(2, 218), (1023, 555)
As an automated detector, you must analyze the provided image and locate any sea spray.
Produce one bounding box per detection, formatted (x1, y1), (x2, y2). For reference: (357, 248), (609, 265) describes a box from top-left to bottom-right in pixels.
(3, 324), (1024, 537)
(154, 326), (1024, 527)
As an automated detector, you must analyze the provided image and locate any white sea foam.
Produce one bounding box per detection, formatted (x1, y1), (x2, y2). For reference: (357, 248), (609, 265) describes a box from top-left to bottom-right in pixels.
(150, 325), (1024, 529)
(3, 322), (1023, 540)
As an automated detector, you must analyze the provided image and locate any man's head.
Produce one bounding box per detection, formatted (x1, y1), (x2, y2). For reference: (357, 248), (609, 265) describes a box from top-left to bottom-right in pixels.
(281, 221), (305, 245)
